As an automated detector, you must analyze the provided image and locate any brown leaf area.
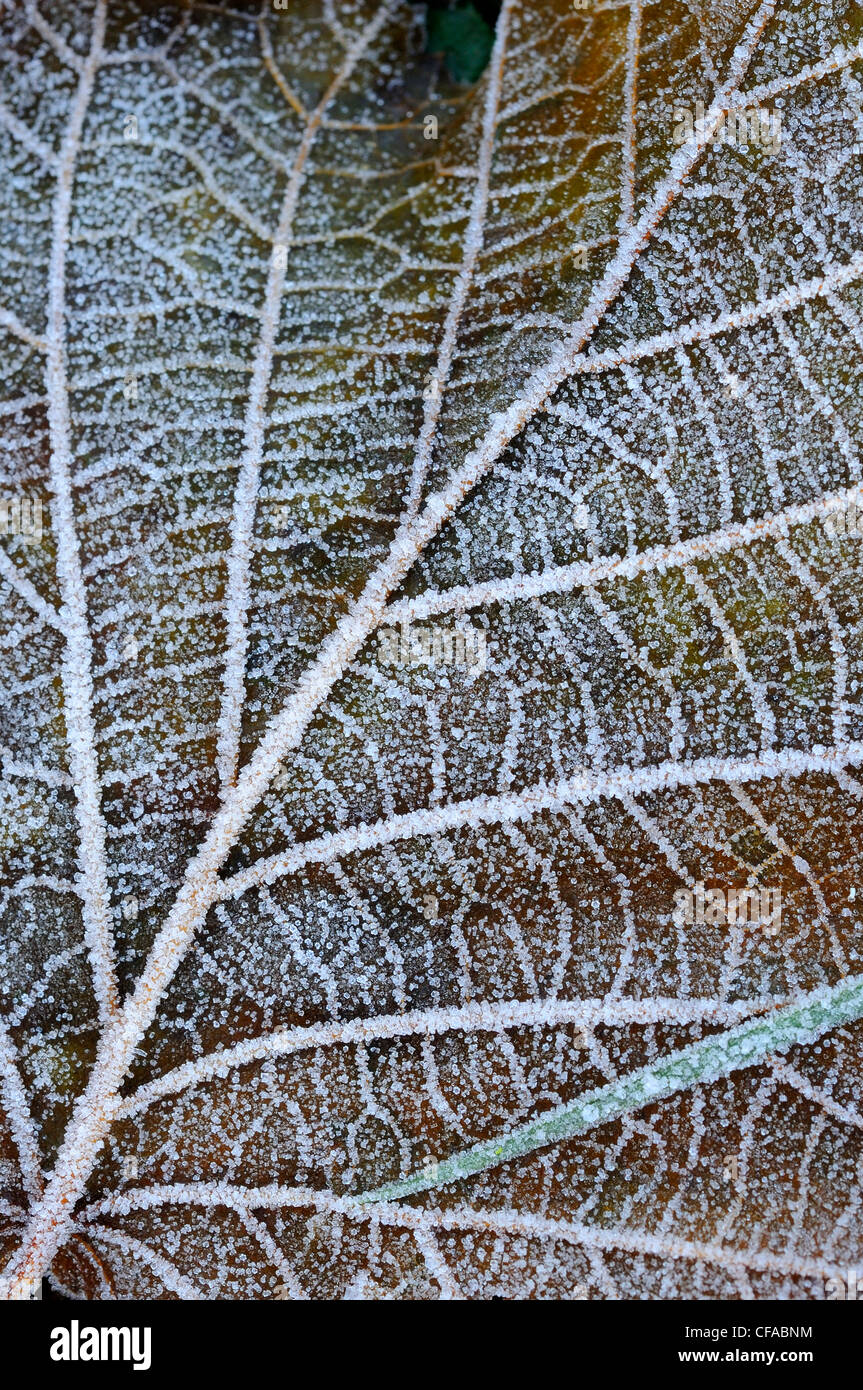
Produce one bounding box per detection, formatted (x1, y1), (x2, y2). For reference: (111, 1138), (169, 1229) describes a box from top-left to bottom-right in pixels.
(1, 0), (863, 1298)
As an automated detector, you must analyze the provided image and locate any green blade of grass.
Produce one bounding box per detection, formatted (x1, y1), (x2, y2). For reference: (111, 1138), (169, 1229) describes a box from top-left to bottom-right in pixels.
(353, 973), (863, 1205)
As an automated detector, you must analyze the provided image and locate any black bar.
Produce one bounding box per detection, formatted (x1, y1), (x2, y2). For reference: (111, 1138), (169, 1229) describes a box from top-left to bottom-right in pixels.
(3, 1294), (854, 1377)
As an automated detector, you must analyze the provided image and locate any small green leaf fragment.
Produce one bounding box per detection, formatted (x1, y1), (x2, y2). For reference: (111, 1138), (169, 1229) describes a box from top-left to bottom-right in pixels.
(426, 3), (495, 84)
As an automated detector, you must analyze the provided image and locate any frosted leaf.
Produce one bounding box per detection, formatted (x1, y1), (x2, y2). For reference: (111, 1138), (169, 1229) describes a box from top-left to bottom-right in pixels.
(1, 0), (863, 1300)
